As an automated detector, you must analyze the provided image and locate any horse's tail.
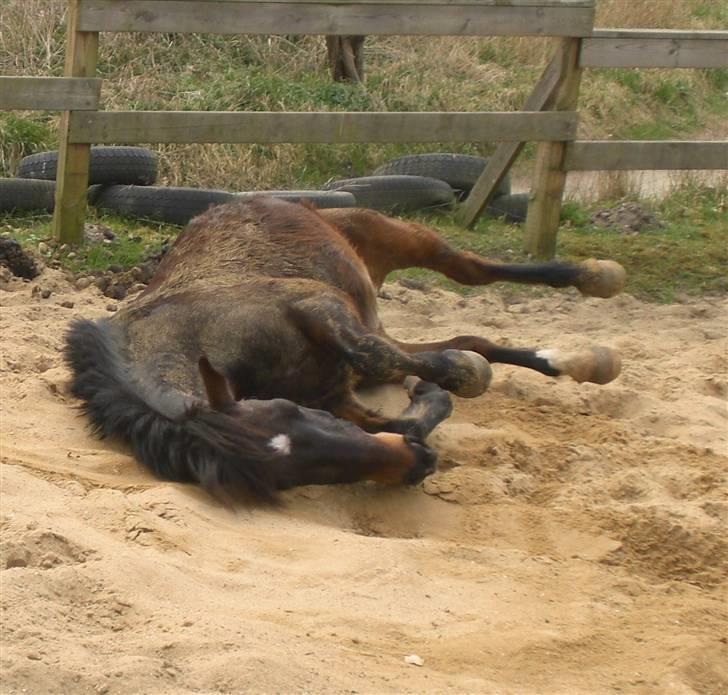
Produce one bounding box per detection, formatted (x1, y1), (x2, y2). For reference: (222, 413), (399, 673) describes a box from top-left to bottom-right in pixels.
(63, 318), (277, 501)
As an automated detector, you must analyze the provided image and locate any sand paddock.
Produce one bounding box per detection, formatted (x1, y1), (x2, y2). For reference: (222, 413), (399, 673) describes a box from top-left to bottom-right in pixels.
(1, 267), (726, 694)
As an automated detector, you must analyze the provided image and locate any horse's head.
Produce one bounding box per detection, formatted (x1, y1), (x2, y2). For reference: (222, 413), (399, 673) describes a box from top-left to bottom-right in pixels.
(197, 357), (437, 490)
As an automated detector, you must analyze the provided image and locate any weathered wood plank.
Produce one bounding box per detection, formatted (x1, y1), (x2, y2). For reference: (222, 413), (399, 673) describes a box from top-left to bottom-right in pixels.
(581, 33), (728, 68)
(78, 1), (596, 37)
(0, 76), (101, 111)
(524, 37), (582, 259)
(52, 0), (99, 245)
(565, 141), (728, 170)
(456, 51), (564, 227)
(590, 29), (727, 40)
(68, 111), (578, 144)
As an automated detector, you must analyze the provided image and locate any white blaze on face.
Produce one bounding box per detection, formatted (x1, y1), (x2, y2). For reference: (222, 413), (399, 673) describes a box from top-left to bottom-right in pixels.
(269, 433), (292, 455)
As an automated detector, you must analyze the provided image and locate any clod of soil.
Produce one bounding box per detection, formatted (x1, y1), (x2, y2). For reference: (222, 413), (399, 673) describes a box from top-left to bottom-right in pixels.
(0, 238), (41, 279)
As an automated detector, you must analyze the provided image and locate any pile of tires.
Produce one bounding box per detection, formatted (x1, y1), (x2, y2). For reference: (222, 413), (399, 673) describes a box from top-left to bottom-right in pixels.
(17, 146), (158, 186)
(1, 146), (158, 214)
(372, 153), (511, 201)
(2, 147), (528, 224)
(88, 186), (356, 226)
(322, 152), (528, 222)
(2, 146), (356, 224)
(323, 175), (455, 214)
(371, 153), (527, 222)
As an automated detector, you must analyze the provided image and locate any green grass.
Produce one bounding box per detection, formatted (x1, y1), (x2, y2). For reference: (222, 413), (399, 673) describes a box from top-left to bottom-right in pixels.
(0, 112), (57, 176)
(386, 185), (728, 302)
(691, 2), (728, 24)
(3, 184), (725, 303)
(1, 212), (176, 275)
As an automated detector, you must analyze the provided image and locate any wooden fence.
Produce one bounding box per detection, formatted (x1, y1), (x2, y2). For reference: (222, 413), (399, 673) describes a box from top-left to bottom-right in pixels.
(1, 0), (726, 257)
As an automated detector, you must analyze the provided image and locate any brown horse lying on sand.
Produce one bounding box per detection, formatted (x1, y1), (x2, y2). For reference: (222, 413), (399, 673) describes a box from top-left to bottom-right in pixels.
(65, 197), (625, 500)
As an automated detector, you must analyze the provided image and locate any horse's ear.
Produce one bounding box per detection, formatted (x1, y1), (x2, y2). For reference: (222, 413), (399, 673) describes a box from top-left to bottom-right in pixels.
(198, 356), (236, 410)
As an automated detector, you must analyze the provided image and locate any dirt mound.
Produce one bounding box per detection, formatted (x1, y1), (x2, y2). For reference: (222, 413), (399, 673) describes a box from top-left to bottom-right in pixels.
(1, 267), (726, 694)
(0, 237), (41, 279)
(590, 201), (665, 233)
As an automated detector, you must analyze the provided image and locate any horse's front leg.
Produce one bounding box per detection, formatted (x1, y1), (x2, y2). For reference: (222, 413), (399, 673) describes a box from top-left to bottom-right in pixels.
(327, 378), (453, 440)
(393, 335), (621, 385)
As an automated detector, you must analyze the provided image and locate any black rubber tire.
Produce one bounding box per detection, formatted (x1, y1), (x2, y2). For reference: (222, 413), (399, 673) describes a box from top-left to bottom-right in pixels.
(484, 193), (530, 224)
(372, 153), (511, 200)
(91, 186), (357, 225)
(16, 147), (158, 186)
(323, 175), (455, 213)
(92, 185), (235, 225)
(0, 178), (56, 212)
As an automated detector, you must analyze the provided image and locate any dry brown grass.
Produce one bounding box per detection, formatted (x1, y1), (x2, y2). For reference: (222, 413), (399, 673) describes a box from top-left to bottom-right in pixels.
(1, 0), (725, 191)
(595, 0), (699, 28)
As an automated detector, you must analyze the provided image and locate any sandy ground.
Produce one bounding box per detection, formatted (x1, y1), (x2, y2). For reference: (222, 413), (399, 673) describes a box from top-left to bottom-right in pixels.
(1, 265), (726, 695)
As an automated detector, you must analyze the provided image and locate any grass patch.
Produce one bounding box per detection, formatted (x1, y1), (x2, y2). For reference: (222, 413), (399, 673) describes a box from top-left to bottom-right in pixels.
(392, 185), (728, 302)
(0, 112), (57, 176)
(1, 211), (176, 275)
(691, 2), (728, 24)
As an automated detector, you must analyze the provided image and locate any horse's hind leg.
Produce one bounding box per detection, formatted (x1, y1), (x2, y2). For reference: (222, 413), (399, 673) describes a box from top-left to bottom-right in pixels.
(393, 335), (621, 385)
(289, 297), (492, 398)
(320, 208), (625, 298)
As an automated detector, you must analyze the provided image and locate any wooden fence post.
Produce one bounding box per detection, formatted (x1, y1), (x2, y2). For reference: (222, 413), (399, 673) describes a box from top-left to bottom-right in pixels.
(523, 37), (582, 259)
(456, 51), (564, 228)
(52, 0), (99, 244)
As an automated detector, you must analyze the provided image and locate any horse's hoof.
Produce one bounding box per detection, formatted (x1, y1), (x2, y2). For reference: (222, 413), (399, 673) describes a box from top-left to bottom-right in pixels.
(576, 259), (626, 298)
(562, 347), (622, 385)
(442, 349), (492, 398)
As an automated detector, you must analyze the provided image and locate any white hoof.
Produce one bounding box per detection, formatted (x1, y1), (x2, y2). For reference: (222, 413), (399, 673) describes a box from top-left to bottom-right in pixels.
(538, 347), (621, 385)
(577, 259), (626, 298)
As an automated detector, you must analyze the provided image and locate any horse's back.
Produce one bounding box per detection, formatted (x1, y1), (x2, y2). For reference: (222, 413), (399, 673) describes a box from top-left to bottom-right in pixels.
(143, 197), (377, 320)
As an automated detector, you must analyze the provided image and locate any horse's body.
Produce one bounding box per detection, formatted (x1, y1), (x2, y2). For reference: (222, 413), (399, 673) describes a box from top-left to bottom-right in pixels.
(65, 197), (625, 500)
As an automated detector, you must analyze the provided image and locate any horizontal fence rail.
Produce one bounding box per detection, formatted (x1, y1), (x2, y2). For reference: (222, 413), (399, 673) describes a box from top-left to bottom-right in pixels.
(581, 29), (728, 68)
(0, 76), (101, 111)
(67, 111), (578, 144)
(77, 0), (596, 37)
(565, 141), (728, 171)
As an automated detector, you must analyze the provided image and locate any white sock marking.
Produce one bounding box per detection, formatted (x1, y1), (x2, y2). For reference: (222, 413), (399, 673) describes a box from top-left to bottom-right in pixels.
(536, 348), (565, 371)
